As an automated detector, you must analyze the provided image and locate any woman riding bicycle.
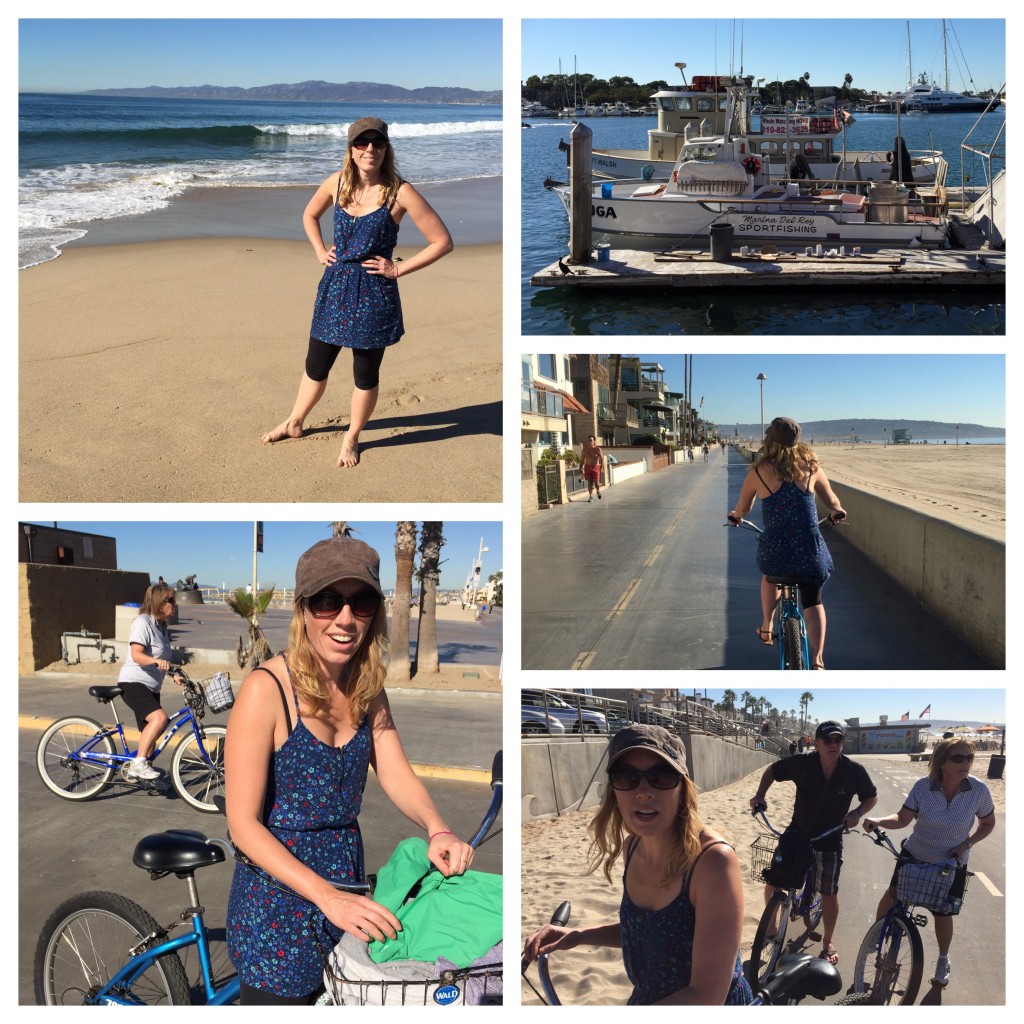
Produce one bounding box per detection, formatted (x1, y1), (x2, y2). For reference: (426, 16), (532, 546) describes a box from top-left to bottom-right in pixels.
(522, 725), (753, 1004)
(863, 738), (995, 989)
(225, 536), (475, 1004)
(727, 416), (846, 670)
(116, 584), (184, 781)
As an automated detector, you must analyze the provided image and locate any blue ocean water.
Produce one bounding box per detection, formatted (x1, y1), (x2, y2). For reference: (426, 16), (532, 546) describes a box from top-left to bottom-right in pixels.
(19, 94), (502, 268)
(522, 108), (1005, 335)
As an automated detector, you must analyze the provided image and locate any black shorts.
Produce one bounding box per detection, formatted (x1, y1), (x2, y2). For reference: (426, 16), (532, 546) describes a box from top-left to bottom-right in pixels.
(119, 682), (163, 730)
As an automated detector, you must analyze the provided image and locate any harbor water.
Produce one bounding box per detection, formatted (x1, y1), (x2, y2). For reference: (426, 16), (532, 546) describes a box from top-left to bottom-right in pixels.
(522, 108), (1004, 335)
(19, 94), (502, 269)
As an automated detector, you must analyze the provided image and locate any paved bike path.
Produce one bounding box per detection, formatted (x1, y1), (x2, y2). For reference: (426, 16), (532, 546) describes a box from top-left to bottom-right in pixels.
(522, 448), (989, 670)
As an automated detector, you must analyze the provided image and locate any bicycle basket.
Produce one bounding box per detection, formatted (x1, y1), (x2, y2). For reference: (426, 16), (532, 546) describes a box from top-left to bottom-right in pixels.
(753, 829), (813, 889)
(895, 858), (968, 915)
(325, 932), (502, 1006)
(750, 835), (778, 883)
(202, 672), (235, 713)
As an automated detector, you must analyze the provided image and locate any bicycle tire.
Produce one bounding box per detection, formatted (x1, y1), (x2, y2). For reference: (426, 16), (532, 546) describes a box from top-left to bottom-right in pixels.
(852, 914), (924, 1005)
(802, 898), (823, 935)
(748, 890), (791, 989)
(171, 725), (227, 813)
(36, 716), (116, 800)
(34, 890), (191, 1005)
(835, 991), (879, 1005)
(782, 616), (806, 671)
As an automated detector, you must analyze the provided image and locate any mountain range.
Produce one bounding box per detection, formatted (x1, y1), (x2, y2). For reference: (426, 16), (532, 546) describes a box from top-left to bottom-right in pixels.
(81, 80), (501, 105)
(726, 419), (1003, 440)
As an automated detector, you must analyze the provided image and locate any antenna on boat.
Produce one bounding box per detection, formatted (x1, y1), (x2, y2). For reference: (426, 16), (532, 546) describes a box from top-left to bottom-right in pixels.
(675, 62), (688, 87)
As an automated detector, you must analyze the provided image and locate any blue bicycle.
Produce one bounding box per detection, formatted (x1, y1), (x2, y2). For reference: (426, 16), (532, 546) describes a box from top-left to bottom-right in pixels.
(35, 668), (231, 813)
(725, 515), (844, 670)
(747, 807), (849, 989)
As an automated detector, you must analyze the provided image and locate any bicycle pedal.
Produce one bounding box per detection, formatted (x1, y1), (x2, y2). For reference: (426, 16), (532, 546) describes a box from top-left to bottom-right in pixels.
(912, 913), (928, 927)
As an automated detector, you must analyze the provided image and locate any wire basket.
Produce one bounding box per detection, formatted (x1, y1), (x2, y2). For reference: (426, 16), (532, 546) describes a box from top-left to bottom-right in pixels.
(750, 834), (778, 883)
(202, 672), (235, 714)
(895, 858), (969, 915)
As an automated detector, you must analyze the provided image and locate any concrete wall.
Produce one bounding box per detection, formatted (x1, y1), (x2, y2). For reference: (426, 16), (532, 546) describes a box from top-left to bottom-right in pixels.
(18, 564), (152, 673)
(732, 446), (1004, 666)
(522, 735), (775, 822)
(610, 459), (646, 485)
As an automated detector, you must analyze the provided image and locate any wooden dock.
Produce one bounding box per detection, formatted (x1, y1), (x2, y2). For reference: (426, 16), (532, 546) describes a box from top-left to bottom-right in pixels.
(531, 246), (1005, 291)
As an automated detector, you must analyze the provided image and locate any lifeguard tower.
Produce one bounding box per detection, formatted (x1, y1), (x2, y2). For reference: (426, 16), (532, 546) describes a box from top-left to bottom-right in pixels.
(891, 428), (913, 445)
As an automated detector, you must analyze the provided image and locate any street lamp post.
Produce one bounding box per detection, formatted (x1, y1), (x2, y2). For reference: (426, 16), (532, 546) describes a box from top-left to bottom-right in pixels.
(756, 373), (767, 440)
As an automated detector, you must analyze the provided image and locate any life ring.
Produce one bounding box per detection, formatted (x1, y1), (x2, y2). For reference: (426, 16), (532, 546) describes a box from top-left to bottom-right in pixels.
(743, 155), (762, 176)
(641, 164), (655, 181)
(885, 151), (893, 163)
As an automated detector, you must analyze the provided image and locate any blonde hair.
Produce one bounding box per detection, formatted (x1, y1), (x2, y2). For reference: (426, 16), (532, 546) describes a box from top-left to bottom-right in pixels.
(337, 139), (402, 211)
(755, 438), (821, 483)
(929, 738), (976, 784)
(586, 772), (704, 887)
(285, 600), (388, 725)
(139, 584), (175, 620)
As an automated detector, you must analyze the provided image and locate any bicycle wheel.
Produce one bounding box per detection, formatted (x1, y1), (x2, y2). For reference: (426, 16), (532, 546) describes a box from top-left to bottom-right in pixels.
(36, 717), (116, 800)
(835, 992), (878, 1005)
(748, 890), (791, 989)
(34, 891), (191, 1005)
(171, 725), (227, 813)
(781, 616), (806, 671)
(802, 896), (823, 935)
(852, 914), (924, 1005)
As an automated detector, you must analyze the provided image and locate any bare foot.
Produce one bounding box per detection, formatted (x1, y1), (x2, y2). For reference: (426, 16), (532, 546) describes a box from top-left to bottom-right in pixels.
(261, 419), (303, 444)
(337, 436), (360, 468)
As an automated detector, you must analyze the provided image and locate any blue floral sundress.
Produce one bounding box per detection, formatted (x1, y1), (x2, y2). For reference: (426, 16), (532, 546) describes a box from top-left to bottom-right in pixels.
(308, 186), (405, 349)
(619, 838), (753, 1005)
(754, 467), (834, 585)
(226, 676), (371, 998)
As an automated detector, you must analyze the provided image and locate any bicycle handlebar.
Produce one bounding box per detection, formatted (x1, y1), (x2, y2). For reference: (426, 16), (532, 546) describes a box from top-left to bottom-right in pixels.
(726, 514), (846, 533)
(862, 825), (900, 857)
(752, 806), (851, 843)
(532, 901), (572, 1006)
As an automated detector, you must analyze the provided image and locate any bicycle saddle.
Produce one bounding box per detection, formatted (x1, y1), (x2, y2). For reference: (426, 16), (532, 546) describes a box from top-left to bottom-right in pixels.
(88, 685), (124, 702)
(760, 952), (842, 1002)
(765, 576), (804, 586)
(133, 829), (226, 876)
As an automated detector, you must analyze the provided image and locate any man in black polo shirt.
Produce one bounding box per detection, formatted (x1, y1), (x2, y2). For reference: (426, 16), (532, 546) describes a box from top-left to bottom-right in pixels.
(750, 720), (877, 965)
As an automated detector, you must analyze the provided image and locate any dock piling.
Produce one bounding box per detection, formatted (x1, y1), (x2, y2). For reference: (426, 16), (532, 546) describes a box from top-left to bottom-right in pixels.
(569, 121), (593, 263)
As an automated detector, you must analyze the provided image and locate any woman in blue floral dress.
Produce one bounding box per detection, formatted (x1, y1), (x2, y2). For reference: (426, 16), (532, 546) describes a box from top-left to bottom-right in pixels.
(225, 537), (474, 1004)
(522, 725), (752, 1004)
(261, 117), (453, 468)
(728, 416), (847, 669)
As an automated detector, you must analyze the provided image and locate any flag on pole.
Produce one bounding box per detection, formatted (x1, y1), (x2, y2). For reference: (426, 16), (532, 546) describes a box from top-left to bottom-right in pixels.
(699, 395), (704, 408)
(900, 711), (910, 721)
(919, 704), (931, 717)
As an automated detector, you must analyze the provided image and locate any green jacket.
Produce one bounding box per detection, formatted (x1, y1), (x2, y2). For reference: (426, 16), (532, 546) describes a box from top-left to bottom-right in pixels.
(368, 838), (502, 967)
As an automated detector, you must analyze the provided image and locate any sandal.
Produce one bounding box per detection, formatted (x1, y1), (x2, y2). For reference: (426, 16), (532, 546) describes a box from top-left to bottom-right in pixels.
(820, 944), (839, 965)
(812, 659), (825, 670)
(755, 626), (774, 647)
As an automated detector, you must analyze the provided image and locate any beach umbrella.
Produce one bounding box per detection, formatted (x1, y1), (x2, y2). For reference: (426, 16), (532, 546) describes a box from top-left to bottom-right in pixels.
(977, 724), (1000, 733)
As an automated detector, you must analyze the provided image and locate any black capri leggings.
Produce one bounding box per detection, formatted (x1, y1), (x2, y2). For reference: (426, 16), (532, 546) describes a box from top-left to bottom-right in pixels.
(305, 338), (385, 389)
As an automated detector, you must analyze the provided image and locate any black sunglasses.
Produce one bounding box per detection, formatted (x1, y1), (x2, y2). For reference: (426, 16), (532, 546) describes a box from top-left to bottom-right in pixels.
(306, 589), (380, 619)
(947, 753), (974, 764)
(163, 596), (176, 605)
(608, 765), (683, 791)
(352, 134), (386, 151)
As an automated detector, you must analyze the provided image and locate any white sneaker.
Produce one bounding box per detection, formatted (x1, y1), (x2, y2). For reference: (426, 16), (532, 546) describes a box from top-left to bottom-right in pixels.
(126, 758), (160, 781)
(933, 956), (951, 987)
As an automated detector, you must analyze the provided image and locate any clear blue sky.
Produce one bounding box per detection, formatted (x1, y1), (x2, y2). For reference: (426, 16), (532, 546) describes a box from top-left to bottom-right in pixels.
(630, 354), (1004, 428)
(692, 689), (1005, 726)
(18, 19), (502, 92)
(26, 521), (503, 593)
(523, 18), (1006, 95)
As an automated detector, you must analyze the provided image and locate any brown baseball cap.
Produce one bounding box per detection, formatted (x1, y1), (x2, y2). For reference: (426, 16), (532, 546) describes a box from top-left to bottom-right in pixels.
(294, 539), (383, 601)
(766, 416), (801, 447)
(607, 724), (688, 777)
(347, 117), (389, 146)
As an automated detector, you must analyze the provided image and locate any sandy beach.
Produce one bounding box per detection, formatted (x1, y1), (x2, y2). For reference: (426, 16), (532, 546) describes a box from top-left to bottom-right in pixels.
(809, 444), (1003, 541)
(521, 758), (1005, 1005)
(19, 235), (500, 502)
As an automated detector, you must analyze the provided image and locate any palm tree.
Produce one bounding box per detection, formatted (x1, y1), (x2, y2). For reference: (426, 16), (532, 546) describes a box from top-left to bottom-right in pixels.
(740, 690), (754, 721)
(488, 570), (503, 606)
(843, 73), (853, 100)
(388, 522), (417, 683)
(226, 585), (276, 668)
(801, 72), (811, 103)
(415, 522), (444, 675)
(721, 689), (737, 712)
(800, 691), (814, 732)
(331, 522), (357, 538)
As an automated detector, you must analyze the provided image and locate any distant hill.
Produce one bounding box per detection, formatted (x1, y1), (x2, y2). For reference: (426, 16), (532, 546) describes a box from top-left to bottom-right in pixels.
(727, 419), (1003, 440)
(81, 80), (501, 105)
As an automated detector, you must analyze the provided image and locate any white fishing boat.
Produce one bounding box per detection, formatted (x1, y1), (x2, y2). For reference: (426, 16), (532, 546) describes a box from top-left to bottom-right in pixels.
(553, 88), (949, 251)
(590, 69), (943, 184)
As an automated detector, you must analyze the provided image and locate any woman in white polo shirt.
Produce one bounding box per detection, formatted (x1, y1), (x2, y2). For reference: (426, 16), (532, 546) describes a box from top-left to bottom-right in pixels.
(863, 738), (996, 989)
(116, 583), (182, 780)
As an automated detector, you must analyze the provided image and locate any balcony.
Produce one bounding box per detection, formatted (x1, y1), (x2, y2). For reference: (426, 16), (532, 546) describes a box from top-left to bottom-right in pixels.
(598, 402), (640, 429)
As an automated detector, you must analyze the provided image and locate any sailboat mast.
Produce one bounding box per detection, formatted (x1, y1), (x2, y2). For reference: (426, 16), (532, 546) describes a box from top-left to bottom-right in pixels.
(942, 20), (949, 91)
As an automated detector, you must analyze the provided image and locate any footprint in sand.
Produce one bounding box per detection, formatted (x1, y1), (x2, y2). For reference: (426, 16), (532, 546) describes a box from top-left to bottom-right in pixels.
(396, 393), (423, 407)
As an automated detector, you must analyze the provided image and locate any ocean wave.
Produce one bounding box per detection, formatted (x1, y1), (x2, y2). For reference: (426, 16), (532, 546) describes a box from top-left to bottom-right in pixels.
(254, 120), (501, 138)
